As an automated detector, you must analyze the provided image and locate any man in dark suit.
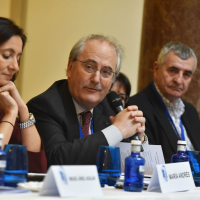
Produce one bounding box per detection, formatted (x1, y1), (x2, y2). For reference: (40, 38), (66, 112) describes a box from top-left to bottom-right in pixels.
(27, 34), (146, 168)
(128, 42), (200, 163)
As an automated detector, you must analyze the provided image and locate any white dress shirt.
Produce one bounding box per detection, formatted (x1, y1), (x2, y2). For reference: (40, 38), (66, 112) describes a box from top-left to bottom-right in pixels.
(72, 99), (123, 146)
(155, 84), (195, 151)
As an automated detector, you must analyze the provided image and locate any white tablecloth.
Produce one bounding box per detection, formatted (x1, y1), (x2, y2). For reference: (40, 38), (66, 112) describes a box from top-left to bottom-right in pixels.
(0, 186), (200, 200)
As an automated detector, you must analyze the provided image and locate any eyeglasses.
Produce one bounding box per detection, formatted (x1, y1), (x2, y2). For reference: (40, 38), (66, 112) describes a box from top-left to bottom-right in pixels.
(74, 59), (117, 79)
(118, 93), (129, 104)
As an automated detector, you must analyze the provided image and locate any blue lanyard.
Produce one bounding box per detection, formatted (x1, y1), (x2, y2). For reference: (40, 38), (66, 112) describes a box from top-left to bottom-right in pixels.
(180, 118), (185, 140)
(152, 82), (185, 141)
(79, 118), (94, 139)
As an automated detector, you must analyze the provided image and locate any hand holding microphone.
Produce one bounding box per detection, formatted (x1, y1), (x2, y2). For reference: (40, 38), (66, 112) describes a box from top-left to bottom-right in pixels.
(107, 91), (145, 151)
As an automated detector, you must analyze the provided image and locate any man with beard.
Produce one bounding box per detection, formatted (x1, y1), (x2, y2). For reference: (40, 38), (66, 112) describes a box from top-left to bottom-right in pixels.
(128, 42), (200, 163)
(27, 34), (146, 168)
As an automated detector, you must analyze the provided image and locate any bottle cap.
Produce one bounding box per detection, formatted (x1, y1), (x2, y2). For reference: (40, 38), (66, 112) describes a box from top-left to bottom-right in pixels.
(177, 140), (186, 145)
(131, 140), (142, 145)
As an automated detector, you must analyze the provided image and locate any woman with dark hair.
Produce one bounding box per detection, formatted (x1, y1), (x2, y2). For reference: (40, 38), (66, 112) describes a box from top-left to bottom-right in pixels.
(111, 72), (131, 107)
(0, 17), (46, 172)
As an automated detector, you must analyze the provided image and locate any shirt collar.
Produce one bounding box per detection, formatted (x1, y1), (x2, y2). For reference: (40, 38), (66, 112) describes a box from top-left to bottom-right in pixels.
(72, 99), (94, 116)
(154, 82), (185, 118)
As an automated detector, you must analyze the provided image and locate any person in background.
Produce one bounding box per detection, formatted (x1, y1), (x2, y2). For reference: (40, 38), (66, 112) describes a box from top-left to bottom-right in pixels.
(110, 72), (131, 108)
(128, 42), (200, 163)
(27, 34), (147, 168)
(0, 17), (46, 172)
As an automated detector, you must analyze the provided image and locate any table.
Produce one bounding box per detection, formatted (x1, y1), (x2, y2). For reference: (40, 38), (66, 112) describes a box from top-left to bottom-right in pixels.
(1, 186), (200, 200)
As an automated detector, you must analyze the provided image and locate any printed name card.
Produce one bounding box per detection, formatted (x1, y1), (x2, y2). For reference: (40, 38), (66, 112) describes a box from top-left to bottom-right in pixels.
(147, 162), (195, 193)
(39, 165), (103, 197)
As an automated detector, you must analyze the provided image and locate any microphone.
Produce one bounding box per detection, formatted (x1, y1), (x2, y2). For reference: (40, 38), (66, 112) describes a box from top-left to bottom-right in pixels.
(107, 91), (144, 151)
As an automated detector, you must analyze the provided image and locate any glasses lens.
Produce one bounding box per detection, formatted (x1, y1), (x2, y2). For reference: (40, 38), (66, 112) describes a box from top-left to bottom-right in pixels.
(78, 59), (115, 79)
(125, 95), (129, 103)
(101, 67), (113, 78)
(83, 63), (95, 73)
(119, 94), (129, 104)
(119, 94), (125, 101)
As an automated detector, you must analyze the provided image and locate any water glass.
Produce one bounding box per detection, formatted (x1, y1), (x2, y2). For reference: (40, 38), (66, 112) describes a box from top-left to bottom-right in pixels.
(96, 146), (121, 187)
(4, 144), (28, 187)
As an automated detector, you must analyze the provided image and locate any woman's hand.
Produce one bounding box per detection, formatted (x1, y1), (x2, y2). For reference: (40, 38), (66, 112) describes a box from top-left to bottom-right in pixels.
(0, 81), (25, 110)
(0, 91), (18, 115)
(0, 91), (18, 149)
(0, 81), (29, 121)
(0, 82), (41, 152)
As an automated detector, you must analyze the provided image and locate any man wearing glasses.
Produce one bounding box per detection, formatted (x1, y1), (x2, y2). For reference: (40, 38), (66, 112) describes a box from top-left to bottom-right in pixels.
(27, 34), (146, 167)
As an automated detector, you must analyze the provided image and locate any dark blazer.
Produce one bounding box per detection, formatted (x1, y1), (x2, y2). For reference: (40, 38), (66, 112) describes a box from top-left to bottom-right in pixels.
(128, 82), (200, 163)
(27, 79), (115, 168)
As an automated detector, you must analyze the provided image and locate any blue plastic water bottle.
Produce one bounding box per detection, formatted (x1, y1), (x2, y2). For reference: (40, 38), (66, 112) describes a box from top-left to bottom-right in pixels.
(124, 140), (145, 192)
(171, 140), (189, 163)
(0, 134), (6, 186)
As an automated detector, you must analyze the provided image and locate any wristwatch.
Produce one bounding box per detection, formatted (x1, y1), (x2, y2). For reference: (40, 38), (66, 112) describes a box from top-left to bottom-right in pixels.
(18, 113), (36, 129)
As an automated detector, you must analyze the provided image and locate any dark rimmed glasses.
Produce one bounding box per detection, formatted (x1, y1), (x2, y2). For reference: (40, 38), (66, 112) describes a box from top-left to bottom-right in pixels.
(118, 93), (129, 104)
(74, 59), (117, 79)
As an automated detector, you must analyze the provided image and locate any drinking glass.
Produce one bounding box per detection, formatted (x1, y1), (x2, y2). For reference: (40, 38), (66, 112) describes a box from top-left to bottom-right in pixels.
(96, 146), (121, 187)
(4, 144), (28, 187)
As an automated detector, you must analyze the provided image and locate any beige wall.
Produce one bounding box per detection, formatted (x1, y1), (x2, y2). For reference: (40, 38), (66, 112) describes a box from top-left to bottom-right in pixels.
(0, 0), (11, 18)
(0, 0), (144, 103)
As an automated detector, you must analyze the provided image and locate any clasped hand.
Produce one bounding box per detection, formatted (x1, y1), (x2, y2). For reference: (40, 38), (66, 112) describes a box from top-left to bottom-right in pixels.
(110, 105), (146, 142)
(0, 81), (25, 115)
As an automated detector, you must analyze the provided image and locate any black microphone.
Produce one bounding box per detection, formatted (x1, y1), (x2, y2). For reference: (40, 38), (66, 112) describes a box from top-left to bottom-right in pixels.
(107, 91), (144, 151)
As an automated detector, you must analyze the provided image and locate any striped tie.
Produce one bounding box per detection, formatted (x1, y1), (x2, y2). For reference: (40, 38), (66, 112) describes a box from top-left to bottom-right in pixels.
(80, 111), (91, 138)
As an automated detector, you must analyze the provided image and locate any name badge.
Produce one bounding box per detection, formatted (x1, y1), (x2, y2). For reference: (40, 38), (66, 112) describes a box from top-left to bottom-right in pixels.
(147, 162), (195, 193)
(39, 165), (103, 197)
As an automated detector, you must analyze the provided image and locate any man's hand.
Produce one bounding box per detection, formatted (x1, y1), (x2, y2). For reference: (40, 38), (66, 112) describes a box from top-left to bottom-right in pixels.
(110, 105), (145, 141)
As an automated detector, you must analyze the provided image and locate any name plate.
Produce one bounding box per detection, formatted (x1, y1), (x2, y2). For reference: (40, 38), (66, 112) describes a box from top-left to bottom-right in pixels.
(147, 162), (195, 193)
(39, 165), (103, 197)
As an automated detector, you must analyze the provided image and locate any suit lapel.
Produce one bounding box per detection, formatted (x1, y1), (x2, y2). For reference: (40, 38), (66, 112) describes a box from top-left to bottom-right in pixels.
(93, 103), (111, 133)
(57, 80), (112, 138)
(146, 83), (178, 152)
(181, 105), (200, 150)
(58, 80), (80, 141)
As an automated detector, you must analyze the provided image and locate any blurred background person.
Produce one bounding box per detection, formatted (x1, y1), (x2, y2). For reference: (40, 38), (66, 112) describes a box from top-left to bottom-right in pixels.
(128, 42), (200, 163)
(0, 17), (46, 172)
(110, 72), (131, 108)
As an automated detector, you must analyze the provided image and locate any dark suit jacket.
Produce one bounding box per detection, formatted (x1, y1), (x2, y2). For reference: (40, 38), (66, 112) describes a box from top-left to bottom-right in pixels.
(27, 79), (115, 167)
(128, 82), (200, 163)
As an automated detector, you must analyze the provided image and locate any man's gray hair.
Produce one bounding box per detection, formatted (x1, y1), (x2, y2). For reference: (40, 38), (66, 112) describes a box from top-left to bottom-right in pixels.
(157, 42), (197, 72)
(69, 34), (124, 76)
